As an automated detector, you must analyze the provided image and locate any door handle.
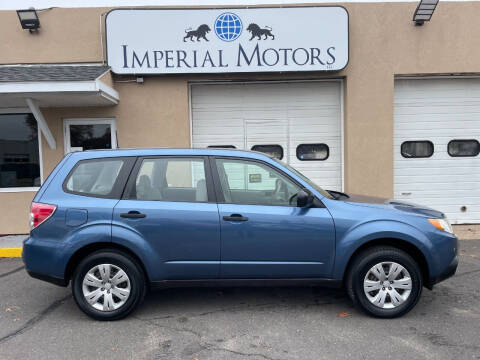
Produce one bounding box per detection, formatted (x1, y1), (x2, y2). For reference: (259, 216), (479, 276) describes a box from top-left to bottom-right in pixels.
(120, 211), (146, 219)
(223, 214), (248, 222)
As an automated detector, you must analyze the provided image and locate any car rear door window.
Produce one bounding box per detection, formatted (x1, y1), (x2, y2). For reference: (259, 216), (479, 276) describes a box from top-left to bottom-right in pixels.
(64, 158), (126, 197)
(448, 139), (480, 157)
(131, 158), (208, 202)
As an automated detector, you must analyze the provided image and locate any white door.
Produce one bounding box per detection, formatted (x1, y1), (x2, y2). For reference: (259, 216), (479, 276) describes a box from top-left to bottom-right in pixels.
(394, 78), (480, 224)
(191, 81), (343, 191)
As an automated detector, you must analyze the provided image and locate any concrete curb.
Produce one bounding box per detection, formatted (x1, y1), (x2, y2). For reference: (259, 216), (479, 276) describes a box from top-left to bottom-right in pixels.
(0, 235), (27, 258)
(0, 248), (22, 258)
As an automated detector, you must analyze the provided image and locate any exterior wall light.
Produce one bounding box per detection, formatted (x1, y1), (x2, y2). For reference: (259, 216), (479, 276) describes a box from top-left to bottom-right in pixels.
(413, 0), (439, 26)
(17, 8), (40, 32)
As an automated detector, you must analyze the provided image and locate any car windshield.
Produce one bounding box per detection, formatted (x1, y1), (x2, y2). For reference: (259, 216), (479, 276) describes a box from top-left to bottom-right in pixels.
(272, 158), (334, 200)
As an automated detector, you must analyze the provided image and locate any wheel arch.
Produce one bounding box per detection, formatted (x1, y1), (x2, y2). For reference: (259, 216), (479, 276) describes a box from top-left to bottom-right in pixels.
(64, 242), (150, 286)
(342, 238), (430, 288)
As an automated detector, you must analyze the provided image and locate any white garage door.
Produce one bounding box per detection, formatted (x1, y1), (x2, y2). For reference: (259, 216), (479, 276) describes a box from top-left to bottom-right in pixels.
(191, 81), (343, 191)
(394, 78), (480, 224)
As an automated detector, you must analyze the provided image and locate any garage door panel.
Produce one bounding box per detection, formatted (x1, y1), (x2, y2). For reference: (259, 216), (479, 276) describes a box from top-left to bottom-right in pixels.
(192, 81), (342, 191)
(394, 78), (480, 224)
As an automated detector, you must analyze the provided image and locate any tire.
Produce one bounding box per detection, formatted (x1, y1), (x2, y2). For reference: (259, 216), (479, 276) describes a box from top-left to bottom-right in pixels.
(346, 246), (423, 318)
(72, 249), (146, 321)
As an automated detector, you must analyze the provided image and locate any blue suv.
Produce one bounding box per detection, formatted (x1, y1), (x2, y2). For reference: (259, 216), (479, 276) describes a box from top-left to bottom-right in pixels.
(23, 148), (458, 320)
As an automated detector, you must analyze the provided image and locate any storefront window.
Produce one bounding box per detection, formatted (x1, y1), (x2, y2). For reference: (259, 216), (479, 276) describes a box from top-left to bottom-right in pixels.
(0, 113), (40, 188)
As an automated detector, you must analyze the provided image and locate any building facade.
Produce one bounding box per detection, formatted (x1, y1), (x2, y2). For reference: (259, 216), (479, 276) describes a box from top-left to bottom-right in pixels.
(0, 2), (479, 234)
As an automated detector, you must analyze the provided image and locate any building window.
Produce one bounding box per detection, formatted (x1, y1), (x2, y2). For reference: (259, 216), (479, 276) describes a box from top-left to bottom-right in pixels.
(64, 118), (117, 153)
(401, 141), (434, 158)
(448, 140), (480, 157)
(251, 144), (283, 160)
(296, 143), (329, 161)
(0, 113), (40, 189)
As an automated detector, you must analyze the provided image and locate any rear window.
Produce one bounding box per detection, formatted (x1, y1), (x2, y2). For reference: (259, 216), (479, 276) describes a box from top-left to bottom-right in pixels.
(64, 158), (125, 197)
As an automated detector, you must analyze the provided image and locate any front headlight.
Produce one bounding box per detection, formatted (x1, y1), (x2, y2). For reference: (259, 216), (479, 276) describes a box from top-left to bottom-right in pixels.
(428, 218), (454, 234)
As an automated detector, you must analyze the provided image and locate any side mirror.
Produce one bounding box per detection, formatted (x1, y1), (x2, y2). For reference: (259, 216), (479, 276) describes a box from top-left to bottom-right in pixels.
(297, 189), (314, 208)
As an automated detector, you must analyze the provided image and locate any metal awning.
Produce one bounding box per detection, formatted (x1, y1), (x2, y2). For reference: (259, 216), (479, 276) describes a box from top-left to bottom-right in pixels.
(0, 64), (119, 150)
(0, 64), (119, 107)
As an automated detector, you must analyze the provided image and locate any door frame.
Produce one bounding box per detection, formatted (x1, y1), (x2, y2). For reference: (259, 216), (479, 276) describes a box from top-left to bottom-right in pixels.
(188, 79), (345, 191)
(63, 117), (117, 154)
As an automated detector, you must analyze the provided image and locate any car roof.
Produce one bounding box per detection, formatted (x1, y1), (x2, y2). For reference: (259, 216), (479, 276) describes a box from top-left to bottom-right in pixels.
(67, 148), (275, 161)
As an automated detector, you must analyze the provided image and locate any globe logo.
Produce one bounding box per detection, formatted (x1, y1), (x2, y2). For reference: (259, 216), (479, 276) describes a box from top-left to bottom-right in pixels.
(214, 13), (243, 42)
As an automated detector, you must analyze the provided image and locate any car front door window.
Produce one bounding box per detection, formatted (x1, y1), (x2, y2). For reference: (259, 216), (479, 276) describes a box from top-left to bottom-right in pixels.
(215, 158), (300, 206)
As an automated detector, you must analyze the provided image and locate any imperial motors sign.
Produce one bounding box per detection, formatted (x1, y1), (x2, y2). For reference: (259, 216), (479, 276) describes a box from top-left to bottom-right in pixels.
(106, 7), (349, 74)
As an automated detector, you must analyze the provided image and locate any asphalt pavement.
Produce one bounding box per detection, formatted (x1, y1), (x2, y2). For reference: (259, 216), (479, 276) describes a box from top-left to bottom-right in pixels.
(0, 239), (479, 360)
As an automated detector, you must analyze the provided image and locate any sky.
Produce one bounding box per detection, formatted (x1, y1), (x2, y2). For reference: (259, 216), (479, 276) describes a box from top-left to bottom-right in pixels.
(1, 0), (477, 10)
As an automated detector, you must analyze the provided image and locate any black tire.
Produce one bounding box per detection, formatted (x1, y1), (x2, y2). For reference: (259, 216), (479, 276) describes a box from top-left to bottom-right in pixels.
(346, 246), (423, 318)
(72, 249), (146, 321)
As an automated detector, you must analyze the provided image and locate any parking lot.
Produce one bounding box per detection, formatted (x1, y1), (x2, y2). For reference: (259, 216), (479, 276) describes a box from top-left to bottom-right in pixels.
(0, 239), (478, 360)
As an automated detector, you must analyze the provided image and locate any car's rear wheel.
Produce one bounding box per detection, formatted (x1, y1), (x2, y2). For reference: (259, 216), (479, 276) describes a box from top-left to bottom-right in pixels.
(346, 246), (423, 318)
(72, 250), (146, 320)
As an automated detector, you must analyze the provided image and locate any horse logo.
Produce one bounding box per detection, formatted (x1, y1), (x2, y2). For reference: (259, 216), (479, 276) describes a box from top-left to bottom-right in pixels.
(246, 23), (275, 40)
(183, 24), (211, 42)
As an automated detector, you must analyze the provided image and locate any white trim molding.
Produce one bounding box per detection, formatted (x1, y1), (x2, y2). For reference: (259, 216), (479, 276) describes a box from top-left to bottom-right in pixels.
(0, 80), (119, 104)
(25, 98), (57, 150)
(26, 98), (56, 150)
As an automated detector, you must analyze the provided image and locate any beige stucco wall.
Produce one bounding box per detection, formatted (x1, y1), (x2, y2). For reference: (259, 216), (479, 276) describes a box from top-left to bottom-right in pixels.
(1, 2), (480, 233)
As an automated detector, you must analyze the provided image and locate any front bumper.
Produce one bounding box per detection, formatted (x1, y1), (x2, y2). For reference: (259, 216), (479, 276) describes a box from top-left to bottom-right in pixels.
(428, 254), (458, 288)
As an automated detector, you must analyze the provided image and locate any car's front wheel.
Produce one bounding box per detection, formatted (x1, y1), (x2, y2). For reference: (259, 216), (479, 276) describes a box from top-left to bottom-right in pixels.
(72, 249), (146, 320)
(346, 246), (423, 318)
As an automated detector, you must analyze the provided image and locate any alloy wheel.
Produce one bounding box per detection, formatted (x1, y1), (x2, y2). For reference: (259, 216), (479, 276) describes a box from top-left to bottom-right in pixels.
(363, 261), (412, 309)
(82, 264), (131, 311)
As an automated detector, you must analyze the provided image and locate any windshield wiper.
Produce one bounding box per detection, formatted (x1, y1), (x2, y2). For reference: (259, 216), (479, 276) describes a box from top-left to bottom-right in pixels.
(327, 190), (350, 200)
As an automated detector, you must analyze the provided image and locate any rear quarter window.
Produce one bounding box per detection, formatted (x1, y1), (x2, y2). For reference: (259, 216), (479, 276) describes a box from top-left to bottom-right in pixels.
(63, 157), (133, 198)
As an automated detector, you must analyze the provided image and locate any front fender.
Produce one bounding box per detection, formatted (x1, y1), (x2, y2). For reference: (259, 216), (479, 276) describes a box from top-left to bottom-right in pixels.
(332, 220), (434, 280)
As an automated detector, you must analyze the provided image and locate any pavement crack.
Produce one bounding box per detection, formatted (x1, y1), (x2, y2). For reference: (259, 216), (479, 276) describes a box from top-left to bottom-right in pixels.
(201, 343), (286, 360)
(454, 268), (480, 278)
(135, 315), (286, 360)
(0, 265), (25, 279)
(0, 294), (71, 345)
(143, 302), (276, 322)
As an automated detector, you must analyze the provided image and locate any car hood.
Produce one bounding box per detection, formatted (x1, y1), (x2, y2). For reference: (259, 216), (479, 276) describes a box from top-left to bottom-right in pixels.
(339, 193), (445, 219)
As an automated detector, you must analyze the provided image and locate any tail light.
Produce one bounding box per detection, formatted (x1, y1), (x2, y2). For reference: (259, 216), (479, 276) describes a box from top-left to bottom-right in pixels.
(30, 202), (57, 230)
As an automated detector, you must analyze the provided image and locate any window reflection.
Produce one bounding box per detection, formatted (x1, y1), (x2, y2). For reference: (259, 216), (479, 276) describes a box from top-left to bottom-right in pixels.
(0, 113), (40, 188)
(70, 124), (112, 151)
